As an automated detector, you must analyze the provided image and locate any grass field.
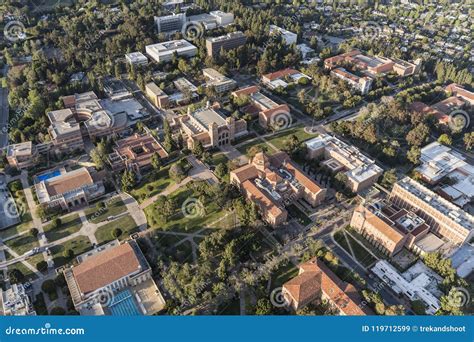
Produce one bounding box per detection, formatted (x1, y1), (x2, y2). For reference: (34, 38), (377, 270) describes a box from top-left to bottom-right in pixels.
(287, 204), (312, 226)
(264, 126), (317, 150)
(334, 230), (377, 267)
(130, 165), (176, 203)
(271, 262), (299, 288)
(85, 198), (127, 223)
(51, 236), (92, 267)
(8, 261), (38, 282)
(94, 215), (138, 244)
(236, 139), (274, 156)
(0, 221), (33, 240)
(4, 233), (39, 256)
(44, 213), (82, 241)
(145, 186), (231, 234)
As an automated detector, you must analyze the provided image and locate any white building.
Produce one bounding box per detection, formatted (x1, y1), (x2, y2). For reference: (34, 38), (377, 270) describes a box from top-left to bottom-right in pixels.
(0, 283), (36, 316)
(145, 40), (197, 63)
(416, 141), (474, 208)
(125, 52), (148, 66)
(372, 260), (441, 315)
(154, 13), (186, 33)
(209, 10), (234, 26)
(187, 11), (234, 30)
(305, 134), (383, 192)
(269, 25), (297, 45)
(202, 68), (237, 93)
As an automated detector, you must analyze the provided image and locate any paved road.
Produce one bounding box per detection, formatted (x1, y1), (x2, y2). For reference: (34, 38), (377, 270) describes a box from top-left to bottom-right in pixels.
(0, 87), (9, 148)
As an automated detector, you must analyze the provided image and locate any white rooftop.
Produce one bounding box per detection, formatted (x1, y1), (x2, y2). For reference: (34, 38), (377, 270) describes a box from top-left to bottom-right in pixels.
(416, 141), (468, 183)
(372, 260), (441, 315)
(306, 134), (383, 184)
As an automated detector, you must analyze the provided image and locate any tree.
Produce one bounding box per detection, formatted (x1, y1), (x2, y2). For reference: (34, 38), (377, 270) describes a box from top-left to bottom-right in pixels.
(54, 274), (66, 288)
(464, 132), (474, 150)
(151, 152), (162, 170)
(30, 228), (39, 237)
(63, 249), (75, 259)
(440, 288), (464, 315)
(192, 141), (205, 158)
(411, 300), (426, 315)
(121, 170), (136, 192)
(169, 163), (185, 183)
(438, 133), (452, 145)
(36, 260), (48, 272)
(381, 169), (397, 189)
(407, 146), (421, 164)
(8, 268), (25, 284)
(255, 298), (273, 315)
(41, 279), (56, 294)
(112, 228), (123, 239)
(53, 217), (62, 229)
(406, 123), (429, 146)
(214, 163), (228, 180)
(36, 206), (47, 220)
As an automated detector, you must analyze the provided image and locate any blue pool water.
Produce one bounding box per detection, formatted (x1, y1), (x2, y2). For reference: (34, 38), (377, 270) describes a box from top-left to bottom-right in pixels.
(108, 290), (141, 316)
(37, 170), (61, 182)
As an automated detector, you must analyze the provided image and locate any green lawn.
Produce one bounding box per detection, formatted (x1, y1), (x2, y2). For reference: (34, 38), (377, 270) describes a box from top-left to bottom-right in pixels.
(130, 165), (176, 203)
(209, 153), (229, 167)
(271, 262), (299, 288)
(264, 126), (317, 150)
(8, 261), (38, 282)
(7, 180), (32, 224)
(51, 236), (93, 267)
(145, 186), (230, 234)
(0, 221), (33, 240)
(345, 233), (378, 267)
(44, 213), (82, 241)
(334, 230), (377, 267)
(287, 204), (312, 226)
(4, 234), (39, 256)
(85, 198), (127, 223)
(94, 215), (138, 244)
(236, 139), (274, 157)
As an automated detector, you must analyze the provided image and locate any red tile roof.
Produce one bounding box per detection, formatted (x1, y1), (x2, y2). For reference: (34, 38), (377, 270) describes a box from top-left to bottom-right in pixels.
(232, 86), (260, 97)
(72, 242), (142, 294)
(262, 68), (299, 81)
(284, 258), (372, 315)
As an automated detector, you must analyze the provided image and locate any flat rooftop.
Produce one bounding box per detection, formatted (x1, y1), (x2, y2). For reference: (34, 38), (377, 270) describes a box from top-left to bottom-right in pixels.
(147, 40), (196, 53)
(191, 107), (227, 128)
(396, 177), (474, 230)
(250, 91), (278, 110)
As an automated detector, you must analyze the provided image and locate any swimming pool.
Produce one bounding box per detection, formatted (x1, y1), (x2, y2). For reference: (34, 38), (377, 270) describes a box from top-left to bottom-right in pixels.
(37, 170), (61, 182)
(108, 289), (141, 316)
